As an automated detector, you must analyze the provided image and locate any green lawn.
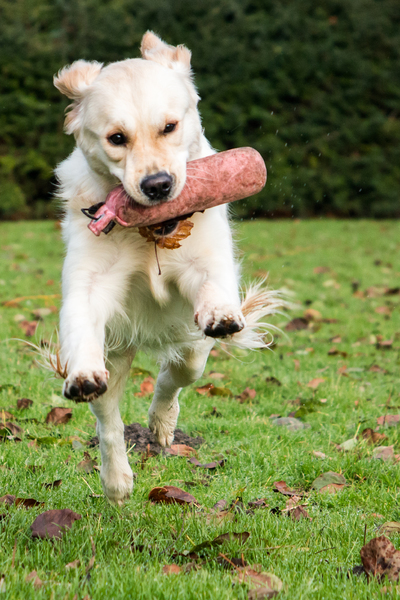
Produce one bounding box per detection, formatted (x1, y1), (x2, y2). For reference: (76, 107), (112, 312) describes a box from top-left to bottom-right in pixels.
(1, 219), (400, 599)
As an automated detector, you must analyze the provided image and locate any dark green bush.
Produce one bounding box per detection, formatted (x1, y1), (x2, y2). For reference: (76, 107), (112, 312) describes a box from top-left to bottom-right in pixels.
(0, 0), (399, 218)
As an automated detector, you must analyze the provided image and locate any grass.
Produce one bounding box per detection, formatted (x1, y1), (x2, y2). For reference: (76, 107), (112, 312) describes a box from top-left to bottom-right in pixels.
(1, 218), (400, 599)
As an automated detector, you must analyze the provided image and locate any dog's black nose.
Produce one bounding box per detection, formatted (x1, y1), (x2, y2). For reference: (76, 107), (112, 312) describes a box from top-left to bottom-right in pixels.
(140, 172), (173, 201)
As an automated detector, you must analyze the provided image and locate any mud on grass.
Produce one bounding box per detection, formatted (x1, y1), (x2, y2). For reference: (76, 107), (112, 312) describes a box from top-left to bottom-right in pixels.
(0, 220), (400, 598)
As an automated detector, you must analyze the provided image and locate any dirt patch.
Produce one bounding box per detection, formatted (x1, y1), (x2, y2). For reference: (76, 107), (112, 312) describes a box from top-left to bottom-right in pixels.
(88, 422), (204, 454)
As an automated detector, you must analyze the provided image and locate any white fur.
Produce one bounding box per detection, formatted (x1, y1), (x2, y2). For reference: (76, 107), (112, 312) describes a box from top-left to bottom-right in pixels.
(53, 32), (286, 504)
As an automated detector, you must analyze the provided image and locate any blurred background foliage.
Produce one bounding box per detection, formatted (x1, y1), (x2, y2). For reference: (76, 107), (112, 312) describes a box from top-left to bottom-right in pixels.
(0, 0), (399, 219)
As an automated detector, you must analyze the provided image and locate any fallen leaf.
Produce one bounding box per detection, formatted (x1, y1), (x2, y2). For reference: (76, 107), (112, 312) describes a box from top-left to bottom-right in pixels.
(148, 486), (197, 505)
(273, 481), (302, 497)
(43, 479), (62, 489)
(65, 559), (81, 569)
(236, 566), (283, 595)
(307, 378), (326, 389)
(377, 415), (400, 427)
(77, 451), (98, 473)
(288, 505), (312, 521)
(373, 446), (394, 461)
(189, 457), (226, 470)
(208, 372), (225, 380)
(361, 535), (400, 581)
(17, 398), (33, 410)
(328, 347), (348, 357)
(196, 383), (214, 395)
(265, 377), (281, 386)
(379, 522), (400, 536)
(32, 308), (53, 319)
(31, 509), (82, 539)
(304, 308), (322, 321)
(209, 386), (232, 397)
(381, 585), (400, 595)
(311, 472), (346, 492)
(319, 483), (346, 494)
(19, 320), (39, 337)
(0, 422), (23, 436)
(0, 410), (14, 422)
(45, 407), (72, 425)
(164, 444), (197, 457)
(339, 438), (358, 451)
(313, 451), (326, 459)
(361, 428), (388, 445)
(0, 495), (42, 509)
(285, 318), (308, 331)
(236, 387), (257, 402)
(191, 531), (250, 553)
(271, 417), (309, 431)
(134, 377), (155, 397)
(313, 266), (330, 274)
(248, 499), (269, 509)
(375, 306), (392, 316)
(293, 359), (300, 371)
(162, 564), (182, 574)
(211, 499), (228, 511)
(369, 365), (388, 374)
(376, 340), (393, 349)
(139, 219), (194, 249)
(25, 571), (43, 588)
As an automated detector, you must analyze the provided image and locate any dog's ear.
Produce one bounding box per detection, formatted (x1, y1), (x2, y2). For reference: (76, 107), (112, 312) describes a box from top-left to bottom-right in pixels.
(54, 61), (102, 134)
(140, 31), (192, 75)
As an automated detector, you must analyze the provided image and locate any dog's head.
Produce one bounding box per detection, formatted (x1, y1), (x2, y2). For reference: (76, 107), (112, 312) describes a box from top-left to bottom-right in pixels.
(54, 32), (204, 206)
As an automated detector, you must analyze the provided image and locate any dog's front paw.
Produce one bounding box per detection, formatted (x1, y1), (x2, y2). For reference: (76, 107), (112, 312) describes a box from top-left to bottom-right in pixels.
(148, 400), (179, 447)
(195, 305), (246, 338)
(101, 465), (133, 506)
(63, 369), (109, 402)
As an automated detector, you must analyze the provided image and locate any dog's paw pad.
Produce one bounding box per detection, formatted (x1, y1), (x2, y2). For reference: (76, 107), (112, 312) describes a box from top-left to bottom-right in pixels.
(64, 371), (108, 402)
(196, 306), (246, 339)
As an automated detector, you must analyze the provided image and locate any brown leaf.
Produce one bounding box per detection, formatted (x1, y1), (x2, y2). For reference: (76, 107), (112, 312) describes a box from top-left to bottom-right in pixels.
(45, 407), (72, 425)
(17, 398), (33, 410)
(0, 422), (23, 436)
(288, 505), (312, 521)
(373, 446), (394, 461)
(208, 372), (225, 380)
(273, 481), (302, 497)
(148, 486), (197, 505)
(369, 365), (388, 374)
(19, 320), (39, 337)
(211, 499), (228, 511)
(265, 377), (281, 386)
(25, 571), (43, 588)
(77, 452), (98, 473)
(304, 308), (322, 321)
(293, 359), (300, 371)
(189, 457), (226, 469)
(375, 306), (392, 316)
(43, 479), (62, 489)
(313, 266), (330, 274)
(31, 508), (82, 539)
(162, 564), (182, 575)
(307, 377), (326, 389)
(139, 219), (194, 250)
(328, 347), (347, 357)
(377, 415), (400, 427)
(285, 317), (308, 331)
(248, 499), (269, 509)
(319, 483), (346, 494)
(0, 495), (16, 506)
(379, 522), (400, 536)
(196, 383), (214, 395)
(236, 387), (257, 403)
(65, 559), (81, 569)
(0, 494), (42, 508)
(0, 410), (14, 422)
(361, 535), (400, 581)
(236, 566), (283, 595)
(164, 444), (197, 457)
(134, 377), (155, 397)
(361, 428), (388, 445)
(377, 340), (393, 349)
(312, 451), (326, 459)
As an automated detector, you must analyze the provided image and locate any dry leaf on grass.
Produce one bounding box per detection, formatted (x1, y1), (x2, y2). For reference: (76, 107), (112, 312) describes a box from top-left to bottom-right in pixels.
(360, 535), (400, 581)
(31, 508), (82, 539)
(248, 499), (269, 509)
(377, 415), (400, 427)
(307, 378), (326, 389)
(312, 451), (326, 459)
(17, 398), (33, 410)
(65, 559), (81, 570)
(19, 320), (39, 337)
(273, 481), (303, 497)
(311, 472), (346, 493)
(164, 444), (197, 457)
(361, 428), (388, 445)
(0, 495), (43, 508)
(43, 479), (62, 489)
(134, 377), (155, 397)
(373, 446), (394, 461)
(0, 422), (23, 436)
(25, 571), (43, 588)
(77, 452), (98, 473)
(236, 388), (257, 403)
(162, 564), (182, 575)
(45, 407), (72, 425)
(188, 457), (226, 470)
(285, 318), (308, 331)
(236, 566), (283, 597)
(379, 523), (400, 536)
(149, 486), (197, 505)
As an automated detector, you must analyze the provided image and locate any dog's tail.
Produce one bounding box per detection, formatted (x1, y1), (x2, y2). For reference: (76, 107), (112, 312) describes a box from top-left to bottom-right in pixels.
(227, 280), (292, 350)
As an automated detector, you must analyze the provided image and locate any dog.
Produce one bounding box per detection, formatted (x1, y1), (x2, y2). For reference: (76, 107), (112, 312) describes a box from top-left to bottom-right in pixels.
(52, 31), (285, 504)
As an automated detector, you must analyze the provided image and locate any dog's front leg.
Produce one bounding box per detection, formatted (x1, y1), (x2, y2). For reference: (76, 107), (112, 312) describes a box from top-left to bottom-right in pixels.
(60, 234), (128, 402)
(90, 350), (135, 504)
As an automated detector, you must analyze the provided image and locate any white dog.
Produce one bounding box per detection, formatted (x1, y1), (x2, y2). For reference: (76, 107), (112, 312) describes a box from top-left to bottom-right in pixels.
(53, 31), (284, 504)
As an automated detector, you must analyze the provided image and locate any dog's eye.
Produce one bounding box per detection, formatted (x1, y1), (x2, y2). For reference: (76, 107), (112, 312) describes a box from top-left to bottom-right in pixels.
(163, 123), (176, 134)
(108, 133), (127, 146)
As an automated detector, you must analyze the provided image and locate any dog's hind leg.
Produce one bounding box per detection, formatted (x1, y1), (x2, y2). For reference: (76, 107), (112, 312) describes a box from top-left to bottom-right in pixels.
(90, 349), (135, 505)
(148, 338), (214, 447)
